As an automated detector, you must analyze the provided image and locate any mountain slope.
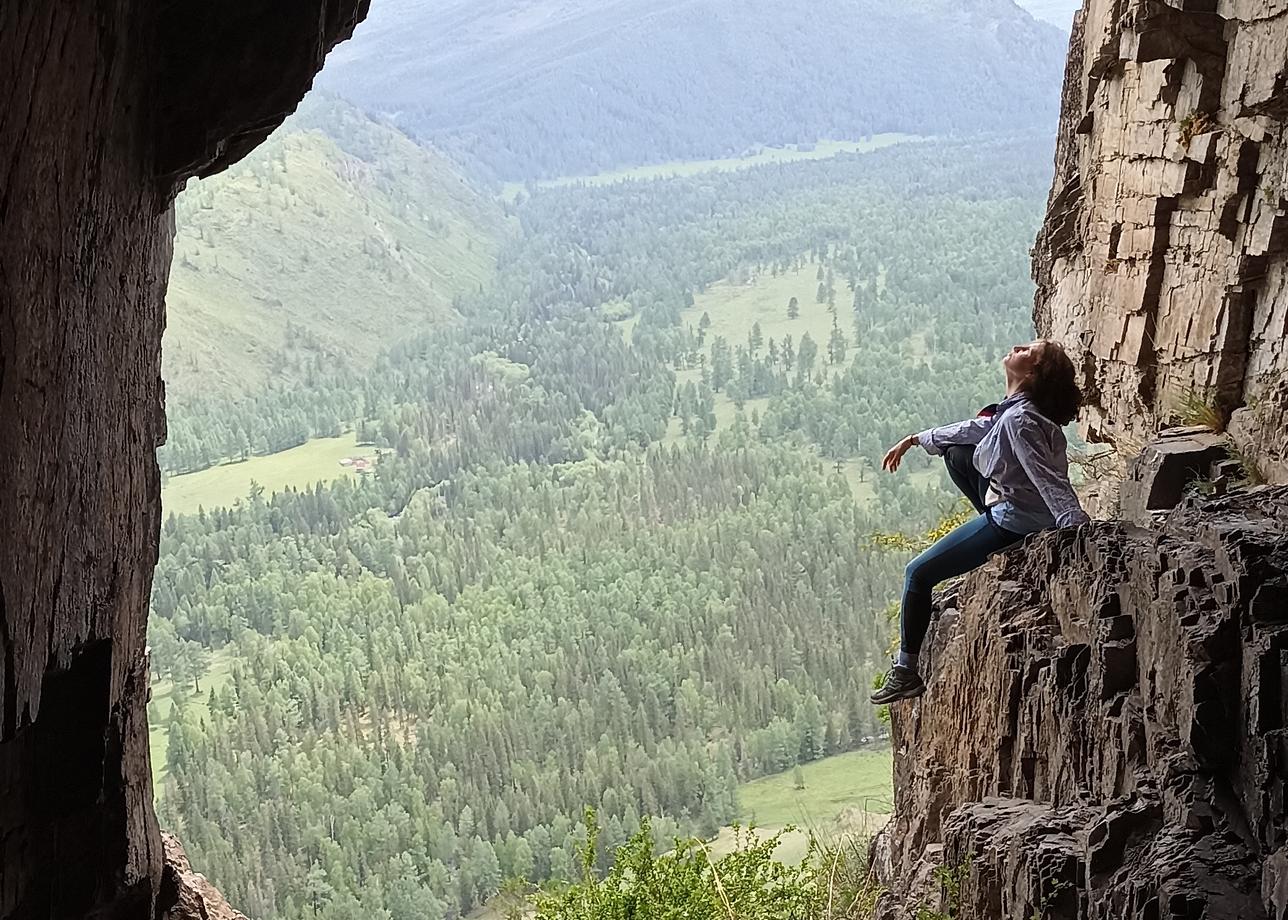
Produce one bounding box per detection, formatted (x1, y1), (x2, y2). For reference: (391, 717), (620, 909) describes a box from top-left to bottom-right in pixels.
(163, 96), (505, 403)
(318, 0), (1068, 179)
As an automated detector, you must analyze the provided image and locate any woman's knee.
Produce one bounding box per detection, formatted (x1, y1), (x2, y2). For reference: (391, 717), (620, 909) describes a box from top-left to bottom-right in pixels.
(903, 558), (933, 595)
(943, 443), (974, 472)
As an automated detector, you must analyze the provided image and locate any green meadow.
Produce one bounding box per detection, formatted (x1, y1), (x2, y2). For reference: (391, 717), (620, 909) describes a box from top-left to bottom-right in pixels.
(148, 648), (234, 784)
(162, 432), (377, 516)
(504, 135), (923, 199)
(708, 748), (893, 864)
(656, 261), (941, 505)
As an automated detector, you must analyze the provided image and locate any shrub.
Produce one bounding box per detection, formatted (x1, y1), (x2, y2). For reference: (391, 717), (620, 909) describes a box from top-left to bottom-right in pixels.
(535, 812), (848, 920)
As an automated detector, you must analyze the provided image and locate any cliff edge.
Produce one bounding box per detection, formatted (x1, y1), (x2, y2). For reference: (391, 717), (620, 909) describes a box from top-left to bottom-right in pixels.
(873, 1), (1288, 916)
(872, 488), (1287, 918)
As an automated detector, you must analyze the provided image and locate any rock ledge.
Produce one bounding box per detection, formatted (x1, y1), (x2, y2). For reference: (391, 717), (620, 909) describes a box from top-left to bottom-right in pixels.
(873, 487), (1288, 919)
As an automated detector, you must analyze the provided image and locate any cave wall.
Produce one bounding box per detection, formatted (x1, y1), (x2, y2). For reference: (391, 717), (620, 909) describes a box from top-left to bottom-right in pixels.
(0, 3), (367, 917)
(1034, 0), (1288, 483)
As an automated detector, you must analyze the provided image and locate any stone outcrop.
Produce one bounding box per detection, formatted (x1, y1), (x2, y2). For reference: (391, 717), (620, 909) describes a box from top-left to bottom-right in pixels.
(157, 835), (247, 920)
(0, 4), (367, 918)
(1118, 425), (1229, 524)
(1034, 0), (1288, 484)
(872, 486), (1288, 918)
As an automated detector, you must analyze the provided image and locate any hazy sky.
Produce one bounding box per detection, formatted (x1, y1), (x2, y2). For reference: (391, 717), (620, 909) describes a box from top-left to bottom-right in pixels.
(1015, 0), (1081, 29)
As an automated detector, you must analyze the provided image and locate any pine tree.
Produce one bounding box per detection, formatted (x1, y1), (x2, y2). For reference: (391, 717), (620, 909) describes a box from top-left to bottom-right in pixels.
(305, 862), (333, 916)
(827, 318), (848, 365)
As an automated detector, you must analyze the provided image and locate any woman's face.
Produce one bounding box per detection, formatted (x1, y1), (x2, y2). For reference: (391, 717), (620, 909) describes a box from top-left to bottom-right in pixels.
(1003, 341), (1043, 381)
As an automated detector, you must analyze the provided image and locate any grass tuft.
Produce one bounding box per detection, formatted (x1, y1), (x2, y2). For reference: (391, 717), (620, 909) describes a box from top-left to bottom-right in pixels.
(1175, 386), (1225, 432)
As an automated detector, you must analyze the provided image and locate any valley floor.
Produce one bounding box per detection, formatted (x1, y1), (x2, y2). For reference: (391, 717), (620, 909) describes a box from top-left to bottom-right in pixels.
(711, 748), (893, 864)
(663, 261), (940, 502)
(161, 432), (378, 516)
(148, 648), (234, 782)
(465, 747), (893, 918)
(503, 135), (924, 199)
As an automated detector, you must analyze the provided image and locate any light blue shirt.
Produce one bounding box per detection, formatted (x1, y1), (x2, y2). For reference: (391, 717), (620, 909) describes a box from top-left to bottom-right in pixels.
(917, 393), (1090, 534)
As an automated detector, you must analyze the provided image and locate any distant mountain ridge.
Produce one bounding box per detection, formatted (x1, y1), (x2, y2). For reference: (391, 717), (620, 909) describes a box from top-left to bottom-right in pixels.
(318, 0), (1068, 179)
(1014, 0), (1081, 29)
(164, 95), (504, 405)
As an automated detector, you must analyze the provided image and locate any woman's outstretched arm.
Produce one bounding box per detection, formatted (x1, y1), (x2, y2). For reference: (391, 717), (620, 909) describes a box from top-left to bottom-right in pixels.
(915, 415), (998, 456)
(883, 414), (997, 472)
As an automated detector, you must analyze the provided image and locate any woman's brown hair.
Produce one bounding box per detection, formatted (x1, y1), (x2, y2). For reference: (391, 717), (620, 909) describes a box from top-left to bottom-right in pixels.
(1025, 340), (1082, 425)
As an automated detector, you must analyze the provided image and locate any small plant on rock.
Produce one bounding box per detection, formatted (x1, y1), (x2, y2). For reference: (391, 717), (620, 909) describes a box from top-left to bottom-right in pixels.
(1029, 879), (1073, 920)
(1176, 385), (1224, 432)
(1177, 110), (1215, 145)
(915, 856), (970, 920)
(869, 501), (975, 552)
(1226, 439), (1267, 487)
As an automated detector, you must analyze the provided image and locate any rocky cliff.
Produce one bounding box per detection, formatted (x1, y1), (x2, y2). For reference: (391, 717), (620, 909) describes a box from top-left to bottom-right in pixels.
(872, 489), (1287, 918)
(1033, 0), (1288, 482)
(874, 1), (1288, 916)
(0, 4), (367, 918)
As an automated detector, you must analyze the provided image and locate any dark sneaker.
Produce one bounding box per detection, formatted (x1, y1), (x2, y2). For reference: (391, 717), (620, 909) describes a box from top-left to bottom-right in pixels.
(870, 665), (926, 705)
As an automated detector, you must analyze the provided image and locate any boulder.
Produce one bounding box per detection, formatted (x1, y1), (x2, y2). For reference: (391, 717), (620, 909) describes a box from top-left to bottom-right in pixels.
(1119, 427), (1229, 525)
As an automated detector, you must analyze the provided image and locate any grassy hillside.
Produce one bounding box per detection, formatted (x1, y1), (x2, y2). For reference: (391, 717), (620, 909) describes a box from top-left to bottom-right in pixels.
(319, 0), (1065, 179)
(709, 748), (892, 864)
(164, 95), (505, 403)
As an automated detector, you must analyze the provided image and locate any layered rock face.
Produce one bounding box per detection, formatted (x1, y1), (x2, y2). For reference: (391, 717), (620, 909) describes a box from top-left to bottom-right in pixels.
(1034, 0), (1288, 483)
(0, 3), (367, 917)
(874, 2), (1288, 914)
(873, 488), (1288, 918)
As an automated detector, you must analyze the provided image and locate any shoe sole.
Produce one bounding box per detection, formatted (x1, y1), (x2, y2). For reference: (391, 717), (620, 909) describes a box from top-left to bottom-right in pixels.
(869, 684), (926, 705)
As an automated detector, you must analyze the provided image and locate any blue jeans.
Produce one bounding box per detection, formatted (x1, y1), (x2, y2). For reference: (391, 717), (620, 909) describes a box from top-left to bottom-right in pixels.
(899, 446), (1023, 657)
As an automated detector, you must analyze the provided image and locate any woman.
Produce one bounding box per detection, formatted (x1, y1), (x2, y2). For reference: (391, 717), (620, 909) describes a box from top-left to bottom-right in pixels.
(870, 339), (1090, 705)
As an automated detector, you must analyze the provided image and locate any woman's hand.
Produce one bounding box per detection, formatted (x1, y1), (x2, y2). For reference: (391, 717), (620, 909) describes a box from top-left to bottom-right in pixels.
(882, 435), (919, 473)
